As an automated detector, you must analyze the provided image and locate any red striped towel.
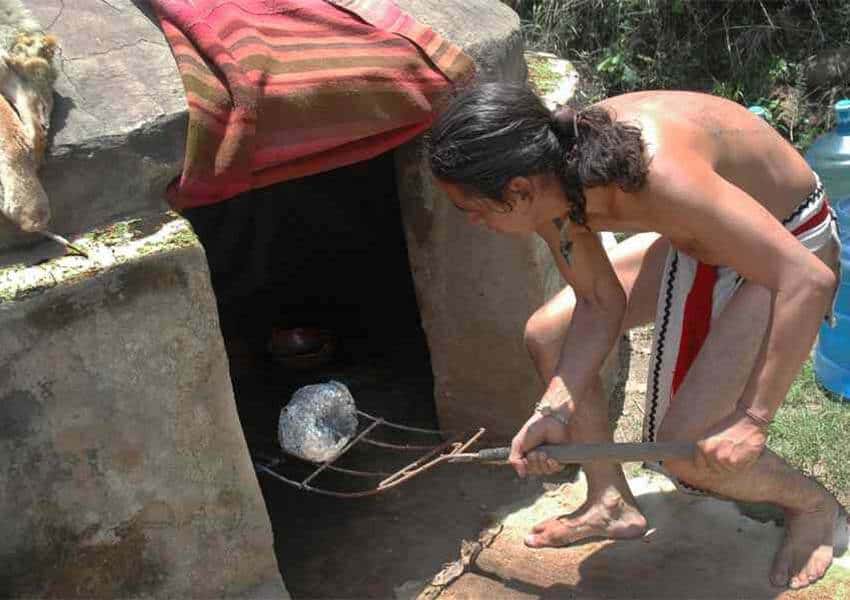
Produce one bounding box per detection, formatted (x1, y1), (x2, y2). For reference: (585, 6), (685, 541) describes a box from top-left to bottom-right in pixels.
(152, 0), (474, 209)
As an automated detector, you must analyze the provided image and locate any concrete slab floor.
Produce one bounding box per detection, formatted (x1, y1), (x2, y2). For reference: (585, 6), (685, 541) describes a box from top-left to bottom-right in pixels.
(229, 335), (566, 599)
(438, 472), (850, 600)
(257, 434), (849, 600)
(226, 320), (848, 599)
(233, 334), (848, 599)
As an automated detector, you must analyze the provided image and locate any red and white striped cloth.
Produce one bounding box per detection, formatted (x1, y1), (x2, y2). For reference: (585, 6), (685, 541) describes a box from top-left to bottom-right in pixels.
(643, 175), (839, 491)
(151, 0), (474, 209)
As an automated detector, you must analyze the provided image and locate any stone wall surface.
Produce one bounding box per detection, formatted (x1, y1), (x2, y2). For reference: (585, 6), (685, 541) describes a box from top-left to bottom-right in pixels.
(394, 0), (527, 84)
(395, 1), (620, 441)
(397, 144), (554, 441)
(393, 0), (553, 441)
(0, 0), (287, 596)
(0, 217), (287, 597)
(1, 1), (187, 254)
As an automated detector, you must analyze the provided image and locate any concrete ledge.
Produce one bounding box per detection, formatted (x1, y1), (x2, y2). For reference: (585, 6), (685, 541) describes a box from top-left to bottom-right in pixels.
(0, 215), (286, 598)
(2, 1), (187, 253)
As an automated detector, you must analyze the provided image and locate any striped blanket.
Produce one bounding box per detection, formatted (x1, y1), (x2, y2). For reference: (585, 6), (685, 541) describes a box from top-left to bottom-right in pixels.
(151, 0), (474, 209)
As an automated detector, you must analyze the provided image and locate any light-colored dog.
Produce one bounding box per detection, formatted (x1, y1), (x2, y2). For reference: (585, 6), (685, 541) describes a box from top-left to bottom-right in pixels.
(0, 0), (57, 232)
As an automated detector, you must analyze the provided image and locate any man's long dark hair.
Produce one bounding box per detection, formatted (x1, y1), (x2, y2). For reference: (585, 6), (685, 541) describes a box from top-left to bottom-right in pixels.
(427, 83), (649, 225)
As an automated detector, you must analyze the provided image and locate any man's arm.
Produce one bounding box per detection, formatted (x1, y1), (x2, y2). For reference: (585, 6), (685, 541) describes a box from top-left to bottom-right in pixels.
(648, 161), (835, 451)
(508, 221), (626, 477)
(536, 221), (627, 419)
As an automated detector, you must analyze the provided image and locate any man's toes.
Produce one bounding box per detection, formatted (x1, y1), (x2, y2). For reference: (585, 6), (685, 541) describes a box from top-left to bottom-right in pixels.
(805, 568), (824, 587)
(769, 565), (789, 588)
(525, 518), (576, 548)
(525, 525), (560, 547)
(769, 547), (791, 587)
(526, 520), (554, 547)
(802, 551), (833, 586)
(790, 570), (813, 590)
(529, 525), (544, 537)
(789, 557), (830, 589)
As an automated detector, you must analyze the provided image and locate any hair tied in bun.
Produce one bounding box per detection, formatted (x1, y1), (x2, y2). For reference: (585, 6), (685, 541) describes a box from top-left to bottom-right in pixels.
(553, 106), (580, 142)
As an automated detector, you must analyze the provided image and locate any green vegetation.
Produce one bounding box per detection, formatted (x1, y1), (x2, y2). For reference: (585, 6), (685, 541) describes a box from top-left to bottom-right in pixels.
(86, 219), (141, 247)
(518, 0), (850, 151)
(770, 359), (849, 506)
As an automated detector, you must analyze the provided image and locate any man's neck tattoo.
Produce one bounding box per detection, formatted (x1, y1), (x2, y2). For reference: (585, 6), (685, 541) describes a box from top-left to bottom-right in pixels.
(552, 217), (573, 265)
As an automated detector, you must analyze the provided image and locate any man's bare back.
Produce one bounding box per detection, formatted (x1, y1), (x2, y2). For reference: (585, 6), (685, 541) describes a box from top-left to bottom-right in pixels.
(576, 92), (839, 276)
(595, 91), (814, 224)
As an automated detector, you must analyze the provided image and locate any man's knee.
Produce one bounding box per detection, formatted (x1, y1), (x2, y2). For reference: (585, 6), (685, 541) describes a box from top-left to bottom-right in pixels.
(656, 437), (730, 493)
(655, 412), (701, 444)
(523, 312), (546, 357)
(662, 457), (703, 486)
(656, 420), (705, 484)
(523, 307), (569, 360)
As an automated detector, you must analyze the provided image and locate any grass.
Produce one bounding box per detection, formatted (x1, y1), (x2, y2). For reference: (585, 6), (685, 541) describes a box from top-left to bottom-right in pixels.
(517, 0), (850, 153)
(769, 359), (850, 506)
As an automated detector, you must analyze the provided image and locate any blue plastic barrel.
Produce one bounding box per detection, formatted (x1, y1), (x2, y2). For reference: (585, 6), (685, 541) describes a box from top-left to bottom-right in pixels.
(808, 100), (850, 399)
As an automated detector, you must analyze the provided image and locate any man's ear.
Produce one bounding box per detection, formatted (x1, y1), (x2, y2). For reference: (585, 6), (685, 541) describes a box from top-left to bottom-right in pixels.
(504, 176), (534, 209)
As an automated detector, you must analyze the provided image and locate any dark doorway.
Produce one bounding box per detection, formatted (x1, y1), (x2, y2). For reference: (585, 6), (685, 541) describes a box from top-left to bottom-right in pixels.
(183, 151), (447, 594)
(184, 150), (438, 430)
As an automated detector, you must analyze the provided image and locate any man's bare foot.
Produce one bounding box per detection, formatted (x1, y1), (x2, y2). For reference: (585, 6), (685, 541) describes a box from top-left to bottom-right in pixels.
(525, 490), (647, 548)
(769, 496), (849, 590)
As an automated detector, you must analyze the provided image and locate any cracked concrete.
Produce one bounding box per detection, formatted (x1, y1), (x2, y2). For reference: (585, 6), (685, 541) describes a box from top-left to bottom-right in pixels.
(439, 473), (850, 599)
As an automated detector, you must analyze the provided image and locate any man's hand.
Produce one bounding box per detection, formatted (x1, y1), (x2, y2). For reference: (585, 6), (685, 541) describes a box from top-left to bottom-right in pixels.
(509, 412), (571, 478)
(695, 407), (768, 473)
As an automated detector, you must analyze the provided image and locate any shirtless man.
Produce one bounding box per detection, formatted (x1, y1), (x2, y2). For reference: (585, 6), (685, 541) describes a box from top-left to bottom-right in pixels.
(427, 83), (848, 590)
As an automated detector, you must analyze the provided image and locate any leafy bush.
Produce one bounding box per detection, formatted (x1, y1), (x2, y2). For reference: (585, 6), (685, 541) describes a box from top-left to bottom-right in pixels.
(518, 0), (850, 150)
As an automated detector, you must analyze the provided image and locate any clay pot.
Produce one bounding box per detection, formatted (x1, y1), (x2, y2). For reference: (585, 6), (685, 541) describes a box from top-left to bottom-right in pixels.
(268, 327), (336, 370)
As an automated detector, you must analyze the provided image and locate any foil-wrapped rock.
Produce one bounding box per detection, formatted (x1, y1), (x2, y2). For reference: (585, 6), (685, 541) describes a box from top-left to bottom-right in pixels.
(278, 381), (359, 462)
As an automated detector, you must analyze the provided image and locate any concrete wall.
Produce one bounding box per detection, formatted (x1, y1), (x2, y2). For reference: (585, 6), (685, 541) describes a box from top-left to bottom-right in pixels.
(395, 1), (567, 441)
(0, 218), (286, 598)
(0, 1), (287, 596)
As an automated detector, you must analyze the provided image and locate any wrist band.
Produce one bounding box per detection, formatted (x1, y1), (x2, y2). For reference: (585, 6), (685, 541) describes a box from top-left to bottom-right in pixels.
(744, 407), (772, 428)
(540, 410), (570, 427)
(534, 400), (570, 427)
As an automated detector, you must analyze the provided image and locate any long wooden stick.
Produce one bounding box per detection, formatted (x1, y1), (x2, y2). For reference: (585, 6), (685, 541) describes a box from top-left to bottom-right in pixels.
(450, 441), (696, 465)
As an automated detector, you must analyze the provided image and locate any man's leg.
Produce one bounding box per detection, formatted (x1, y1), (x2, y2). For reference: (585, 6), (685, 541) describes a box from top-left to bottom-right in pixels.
(657, 280), (848, 589)
(522, 233), (669, 547)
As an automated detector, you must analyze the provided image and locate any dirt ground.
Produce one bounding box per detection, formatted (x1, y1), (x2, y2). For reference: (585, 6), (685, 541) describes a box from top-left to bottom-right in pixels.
(614, 326), (654, 477)
(240, 326), (848, 599)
